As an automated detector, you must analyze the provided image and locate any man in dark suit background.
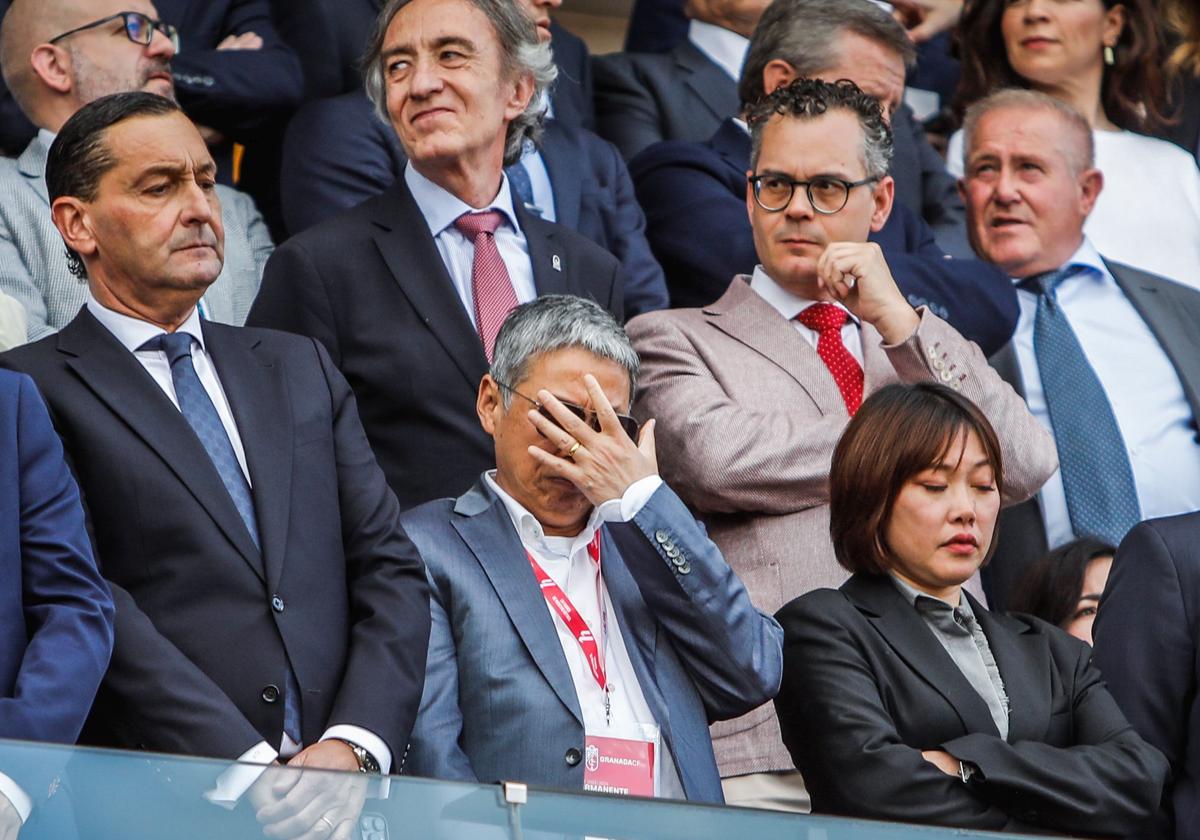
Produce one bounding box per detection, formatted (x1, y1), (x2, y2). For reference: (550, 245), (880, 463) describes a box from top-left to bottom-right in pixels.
(0, 91), (430, 836)
(627, 0), (1013, 351)
(0, 369), (113, 836)
(274, 2), (663, 319)
(248, 0), (624, 510)
(1094, 512), (1200, 840)
(959, 89), (1200, 609)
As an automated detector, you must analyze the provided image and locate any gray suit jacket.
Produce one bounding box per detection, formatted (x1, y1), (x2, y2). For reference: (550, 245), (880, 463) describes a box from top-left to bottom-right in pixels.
(987, 260), (1200, 610)
(0, 133), (272, 342)
(626, 277), (1059, 778)
(402, 478), (783, 803)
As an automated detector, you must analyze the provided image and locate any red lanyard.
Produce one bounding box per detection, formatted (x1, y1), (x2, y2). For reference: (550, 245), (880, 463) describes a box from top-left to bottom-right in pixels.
(527, 532), (610, 719)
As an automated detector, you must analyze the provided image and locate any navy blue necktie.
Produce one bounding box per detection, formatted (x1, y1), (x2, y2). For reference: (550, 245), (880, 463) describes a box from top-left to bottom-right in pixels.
(1023, 265), (1141, 544)
(505, 160), (541, 217)
(140, 331), (302, 743)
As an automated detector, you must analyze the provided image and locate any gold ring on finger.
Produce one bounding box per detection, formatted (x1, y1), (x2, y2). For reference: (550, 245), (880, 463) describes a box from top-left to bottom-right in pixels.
(567, 441), (581, 457)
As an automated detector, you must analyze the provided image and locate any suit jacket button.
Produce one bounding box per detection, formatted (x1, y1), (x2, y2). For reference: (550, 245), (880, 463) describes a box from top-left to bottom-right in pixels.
(564, 747), (582, 766)
(262, 685), (280, 703)
(272, 596), (285, 613)
(677, 562), (691, 575)
(654, 530), (669, 544)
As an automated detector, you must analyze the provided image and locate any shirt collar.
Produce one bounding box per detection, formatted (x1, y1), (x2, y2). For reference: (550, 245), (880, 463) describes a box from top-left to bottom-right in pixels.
(687, 19), (749, 83)
(484, 470), (604, 557)
(1010, 236), (1112, 290)
(37, 128), (57, 151)
(403, 161), (521, 240)
(749, 265), (860, 326)
(86, 291), (205, 355)
(888, 572), (968, 613)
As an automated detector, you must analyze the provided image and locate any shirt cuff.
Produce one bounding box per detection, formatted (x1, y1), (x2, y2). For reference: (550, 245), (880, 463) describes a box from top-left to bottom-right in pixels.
(204, 741), (278, 809)
(321, 725), (392, 775)
(594, 474), (663, 524)
(0, 771), (31, 824)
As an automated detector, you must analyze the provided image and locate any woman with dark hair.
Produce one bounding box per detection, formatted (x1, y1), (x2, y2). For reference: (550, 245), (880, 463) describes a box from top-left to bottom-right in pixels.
(774, 382), (1167, 835)
(1010, 538), (1115, 645)
(945, 0), (1200, 291)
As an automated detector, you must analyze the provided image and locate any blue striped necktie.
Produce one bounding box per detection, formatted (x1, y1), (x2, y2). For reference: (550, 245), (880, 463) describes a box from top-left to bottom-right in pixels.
(139, 331), (302, 743)
(1022, 265), (1141, 544)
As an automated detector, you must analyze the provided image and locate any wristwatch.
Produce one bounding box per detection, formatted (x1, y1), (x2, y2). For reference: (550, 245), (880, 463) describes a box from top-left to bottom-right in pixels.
(337, 739), (381, 774)
(958, 760), (979, 785)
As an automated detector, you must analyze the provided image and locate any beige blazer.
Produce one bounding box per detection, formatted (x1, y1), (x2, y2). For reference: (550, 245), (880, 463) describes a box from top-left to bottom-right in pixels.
(627, 276), (1058, 778)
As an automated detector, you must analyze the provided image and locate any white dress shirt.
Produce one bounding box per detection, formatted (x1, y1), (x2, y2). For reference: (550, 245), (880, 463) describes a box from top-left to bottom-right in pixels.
(85, 295), (391, 798)
(404, 163), (537, 325)
(750, 266), (864, 364)
(687, 19), (749, 83)
(1011, 238), (1200, 548)
(485, 472), (686, 799)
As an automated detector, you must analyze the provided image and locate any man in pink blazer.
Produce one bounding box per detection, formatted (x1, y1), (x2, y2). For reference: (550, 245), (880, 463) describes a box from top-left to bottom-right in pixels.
(626, 78), (1058, 813)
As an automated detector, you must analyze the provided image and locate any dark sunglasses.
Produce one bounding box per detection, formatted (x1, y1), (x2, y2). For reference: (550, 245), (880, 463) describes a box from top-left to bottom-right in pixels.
(496, 381), (640, 441)
(50, 11), (180, 51)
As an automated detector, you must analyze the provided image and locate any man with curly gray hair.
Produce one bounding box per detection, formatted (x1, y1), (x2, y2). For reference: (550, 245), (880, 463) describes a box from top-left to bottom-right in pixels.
(248, 0), (623, 510)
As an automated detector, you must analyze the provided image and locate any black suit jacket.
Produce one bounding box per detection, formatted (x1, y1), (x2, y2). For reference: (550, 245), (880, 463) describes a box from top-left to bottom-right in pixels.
(1094, 512), (1200, 840)
(0, 312), (431, 763)
(628, 118), (1018, 354)
(593, 40), (740, 160)
(775, 573), (1168, 836)
(986, 261), (1200, 609)
(246, 177), (623, 510)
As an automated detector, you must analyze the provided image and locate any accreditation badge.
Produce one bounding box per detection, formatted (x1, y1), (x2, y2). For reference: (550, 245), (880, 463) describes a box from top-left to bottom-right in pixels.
(583, 723), (660, 798)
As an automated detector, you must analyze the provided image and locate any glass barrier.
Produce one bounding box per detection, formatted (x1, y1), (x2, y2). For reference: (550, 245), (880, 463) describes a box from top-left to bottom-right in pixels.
(0, 739), (1044, 840)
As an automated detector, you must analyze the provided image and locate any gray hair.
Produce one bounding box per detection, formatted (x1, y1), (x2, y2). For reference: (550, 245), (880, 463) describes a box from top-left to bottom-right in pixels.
(962, 88), (1095, 175)
(362, 0), (557, 166)
(491, 296), (639, 406)
(747, 77), (893, 179)
(738, 0), (916, 107)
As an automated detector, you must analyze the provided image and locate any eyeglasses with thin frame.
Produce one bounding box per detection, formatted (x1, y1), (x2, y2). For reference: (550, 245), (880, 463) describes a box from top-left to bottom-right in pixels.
(748, 172), (879, 215)
(495, 380), (640, 442)
(49, 12), (180, 52)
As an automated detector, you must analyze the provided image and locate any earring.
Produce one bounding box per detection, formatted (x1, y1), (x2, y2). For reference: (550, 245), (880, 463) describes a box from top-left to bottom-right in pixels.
(1103, 44), (1116, 66)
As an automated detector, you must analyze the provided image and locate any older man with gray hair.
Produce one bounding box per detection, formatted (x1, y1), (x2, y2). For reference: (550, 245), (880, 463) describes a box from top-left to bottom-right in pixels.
(248, 0), (622, 509)
(399, 293), (782, 800)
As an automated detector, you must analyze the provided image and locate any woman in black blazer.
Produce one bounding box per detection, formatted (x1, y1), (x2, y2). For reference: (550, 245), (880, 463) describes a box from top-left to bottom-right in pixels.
(774, 383), (1167, 836)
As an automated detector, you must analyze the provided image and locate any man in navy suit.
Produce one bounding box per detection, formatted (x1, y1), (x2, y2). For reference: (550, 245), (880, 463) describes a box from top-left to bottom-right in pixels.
(0, 369), (113, 836)
(1094, 513), (1200, 840)
(275, 2), (665, 315)
(628, 0), (1015, 354)
(249, 0), (630, 509)
(0, 91), (430, 837)
(403, 294), (782, 800)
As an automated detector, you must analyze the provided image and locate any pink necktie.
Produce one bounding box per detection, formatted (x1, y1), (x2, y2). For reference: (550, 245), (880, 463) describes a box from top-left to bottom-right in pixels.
(454, 210), (519, 361)
(796, 303), (864, 415)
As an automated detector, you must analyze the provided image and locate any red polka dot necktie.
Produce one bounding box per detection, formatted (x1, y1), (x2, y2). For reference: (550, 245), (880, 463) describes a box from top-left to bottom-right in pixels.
(454, 210), (519, 362)
(796, 303), (863, 415)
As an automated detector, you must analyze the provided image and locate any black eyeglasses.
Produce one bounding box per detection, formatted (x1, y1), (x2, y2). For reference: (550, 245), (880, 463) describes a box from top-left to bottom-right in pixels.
(49, 12), (179, 51)
(496, 381), (640, 441)
(749, 172), (879, 215)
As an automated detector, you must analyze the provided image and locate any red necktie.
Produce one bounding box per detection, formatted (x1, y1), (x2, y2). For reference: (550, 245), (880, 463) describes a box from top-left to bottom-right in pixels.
(454, 210), (519, 361)
(796, 303), (863, 415)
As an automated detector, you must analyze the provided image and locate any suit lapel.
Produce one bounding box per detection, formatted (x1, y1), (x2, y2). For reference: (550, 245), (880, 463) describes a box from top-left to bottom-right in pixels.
(452, 488), (584, 726)
(538, 123), (582, 230)
(706, 279), (849, 415)
(369, 181), (489, 391)
(971, 598), (1051, 743)
(58, 311), (265, 579)
(204, 322), (292, 592)
(17, 135), (50, 208)
(1109, 260), (1200, 421)
(674, 42), (738, 125)
(523, 208), (571, 297)
(844, 575), (1001, 738)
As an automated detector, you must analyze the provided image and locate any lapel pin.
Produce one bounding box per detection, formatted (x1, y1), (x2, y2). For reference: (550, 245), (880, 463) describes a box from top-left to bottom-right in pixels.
(552, 254), (562, 272)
